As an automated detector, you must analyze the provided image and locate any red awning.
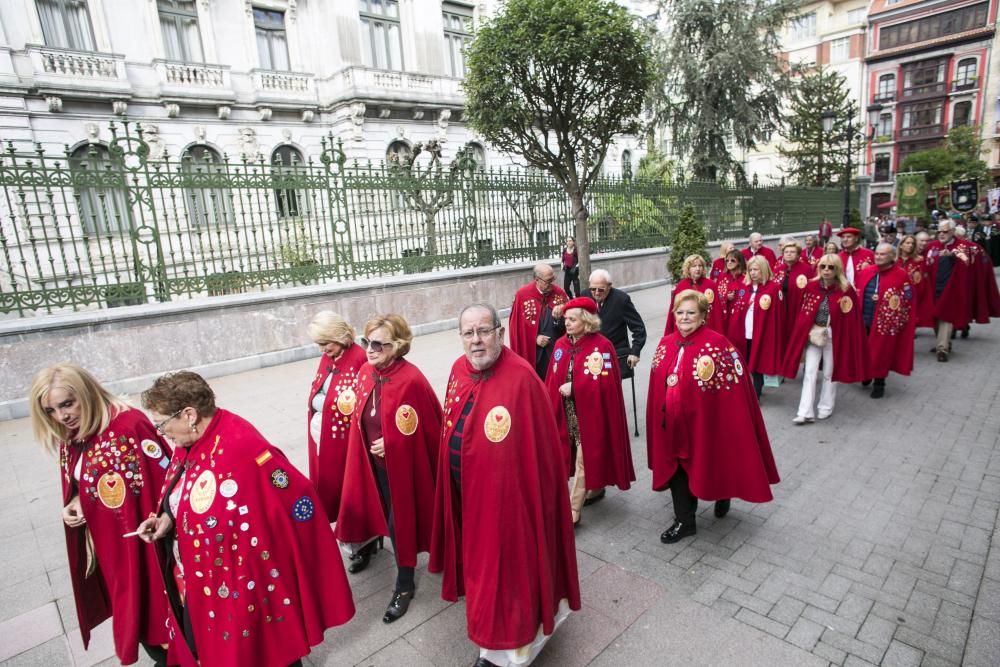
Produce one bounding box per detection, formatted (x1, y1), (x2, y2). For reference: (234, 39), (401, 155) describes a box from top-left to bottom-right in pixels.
(877, 200), (897, 209)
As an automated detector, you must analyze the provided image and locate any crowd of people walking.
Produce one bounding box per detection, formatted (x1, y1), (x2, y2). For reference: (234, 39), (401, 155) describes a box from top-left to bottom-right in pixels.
(26, 217), (1000, 667)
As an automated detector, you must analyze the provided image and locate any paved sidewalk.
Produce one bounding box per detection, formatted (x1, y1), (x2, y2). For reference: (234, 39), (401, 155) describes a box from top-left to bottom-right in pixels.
(1, 284), (998, 666)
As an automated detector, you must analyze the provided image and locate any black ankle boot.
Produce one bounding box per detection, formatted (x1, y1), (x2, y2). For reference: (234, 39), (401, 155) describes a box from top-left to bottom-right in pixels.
(348, 537), (382, 574)
(382, 588), (414, 624)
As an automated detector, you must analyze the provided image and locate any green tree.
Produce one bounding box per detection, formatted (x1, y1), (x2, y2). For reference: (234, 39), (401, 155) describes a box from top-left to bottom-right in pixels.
(650, 0), (799, 181)
(778, 67), (857, 187)
(463, 0), (654, 278)
(668, 204), (708, 281)
(900, 125), (989, 189)
(899, 148), (955, 188)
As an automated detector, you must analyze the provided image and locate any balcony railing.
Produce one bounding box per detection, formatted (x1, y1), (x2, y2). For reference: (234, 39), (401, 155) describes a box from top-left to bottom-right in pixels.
(951, 78), (977, 91)
(901, 82), (946, 100)
(873, 92), (896, 103)
(873, 171), (893, 183)
(322, 66), (464, 105)
(153, 60), (234, 101)
(24, 45), (130, 94)
(897, 125), (945, 140)
(249, 69), (316, 104)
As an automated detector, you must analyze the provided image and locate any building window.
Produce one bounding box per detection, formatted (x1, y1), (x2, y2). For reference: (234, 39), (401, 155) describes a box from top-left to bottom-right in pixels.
(879, 3), (988, 50)
(158, 0), (203, 62)
(902, 58), (946, 98)
(36, 0), (96, 50)
(442, 2), (473, 78)
(877, 113), (893, 138)
(360, 0), (403, 71)
(253, 8), (290, 71)
(900, 101), (944, 138)
(621, 149), (632, 178)
(847, 8), (865, 25)
(955, 58), (977, 88)
(70, 144), (129, 234)
(829, 37), (850, 62)
(789, 46), (816, 67)
(875, 74), (895, 102)
(873, 155), (891, 182)
(952, 101), (972, 128)
(788, 13), (816, 41)
(467, 142), (486, 170)
(183, 145), (232, 226)
(272, 145), (307, 218)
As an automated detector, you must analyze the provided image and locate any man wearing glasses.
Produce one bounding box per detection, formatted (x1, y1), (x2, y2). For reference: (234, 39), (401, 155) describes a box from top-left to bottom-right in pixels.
(924, 220), (973, 362)
(580, 269), (647, 377)
(430, 303), (580, 667)
(508, 263), (569, 378)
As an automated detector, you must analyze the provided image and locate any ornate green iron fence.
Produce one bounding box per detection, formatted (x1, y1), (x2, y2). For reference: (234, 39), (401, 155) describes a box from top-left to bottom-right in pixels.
(0, 121), (842, 316)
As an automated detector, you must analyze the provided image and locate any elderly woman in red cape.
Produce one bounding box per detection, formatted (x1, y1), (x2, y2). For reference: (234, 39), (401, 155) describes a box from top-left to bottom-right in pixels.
(803, 235), (823, 267)
(431, 303), (581, 667)
(897, 235), (934, 329)
(665, 254), (724, 335)
(306, 311), (368, 521)
(29, 364), (173, 666)
(544, 297), (635, 526)
(724, 255), (784, 398)
(647, 290), (780, 544)
(710, 242), (735, 280)
(856, 244), (915, 399)
(782, 255), (868, 424)
(336, 314), (441, 625)
(137, 371), (355, 667)
(771, 240), (815, 344)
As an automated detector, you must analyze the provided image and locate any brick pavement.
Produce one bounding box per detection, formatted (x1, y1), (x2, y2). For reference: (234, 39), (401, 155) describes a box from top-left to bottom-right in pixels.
(1, 282), (998, 666)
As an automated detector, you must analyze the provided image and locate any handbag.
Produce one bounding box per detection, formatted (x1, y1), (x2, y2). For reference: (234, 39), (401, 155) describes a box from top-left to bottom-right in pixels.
(808, 324), (829, 347)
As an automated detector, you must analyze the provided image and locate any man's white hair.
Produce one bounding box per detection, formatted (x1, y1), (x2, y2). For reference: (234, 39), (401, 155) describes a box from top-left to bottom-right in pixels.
(749, 232), (763, 241)
(938, 220), (954, 232)
(589, 268), (612, 284)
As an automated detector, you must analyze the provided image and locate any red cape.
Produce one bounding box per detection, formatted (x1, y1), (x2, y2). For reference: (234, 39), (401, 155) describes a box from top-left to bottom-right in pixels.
(898, 256), (934, 329)
(967, 241), (1000, 321)
(508, 282), (568, 365)
(781, 281), (868, 383)
(724, 280), (785, 375)
(742, 246), (777, 265)
(839, 247), (875, 285)
(925, 240), (972, 329)
(710, 257), (726, 280)
(716, 272), (744, 328)
(306, 343), (368, 520)
(429, 348), (581, 650)
(772, 260), (815, 344)
(544, 332), (635, 489)
(60, 408), (172, 664)
(803, 246), (823, 267)
(335, 358), (440, 567)
(158, 409), (354, 667)
(645, 327), (779, 501)
(664, 278), (724, 335)
(856, 265), (915, 377)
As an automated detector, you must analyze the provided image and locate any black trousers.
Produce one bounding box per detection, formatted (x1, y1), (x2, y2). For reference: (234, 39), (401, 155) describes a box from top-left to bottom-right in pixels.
(745, 338), (764, 398)
(668, 466), (698, 524)
(563, 266), (580, 298)
(373, 464), (416, 592)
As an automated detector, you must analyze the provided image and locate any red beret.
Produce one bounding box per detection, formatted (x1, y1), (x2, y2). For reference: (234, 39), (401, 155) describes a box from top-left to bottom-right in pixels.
(564, 296), (598, 314)
(837, 227), (862, 237)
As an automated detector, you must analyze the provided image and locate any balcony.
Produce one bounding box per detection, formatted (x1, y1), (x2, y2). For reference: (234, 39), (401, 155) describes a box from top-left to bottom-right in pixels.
(320, 66), (464, 106)
(873, 170), (893, 184)
(249, 69), (316, 105)
(951, 78), (978, 92)
(24, 44), (131, 98)
(873, 92), (896, 104)
(897, 125), (946, 140)
(153, 59), (234, 103)
(901, 82), (946, 101)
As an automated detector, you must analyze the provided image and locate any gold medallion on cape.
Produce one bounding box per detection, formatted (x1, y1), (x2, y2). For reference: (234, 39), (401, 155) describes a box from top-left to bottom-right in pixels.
(190, 469), (217, 514)
(796, 274), (808, 289)
(695, 355), (716, 382)
(704, 289), (715, 304)
(484, 406), (512, 443)
(888, 294), (901, 310)
(759, 294), (772, 311)
(840, 297), (853, 314)
(395, 404), (418, 436)
(585, 351), (604, 376)
(97, 471), (126, 509)
(336, 387), (357, 416)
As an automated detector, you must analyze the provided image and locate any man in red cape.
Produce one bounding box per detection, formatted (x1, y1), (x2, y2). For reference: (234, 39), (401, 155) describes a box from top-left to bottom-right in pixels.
(966, 239), (1000, 324)
(837, 227), (875, 286)
(741, 232), (777, 264)
(856, 244), (915, 398)
(140, 401), (356, 667)
(925, 220), (973, 362)
(508, 263), (568, 378)
(430, 303), (581, 667)
(544, 297), (635, 524)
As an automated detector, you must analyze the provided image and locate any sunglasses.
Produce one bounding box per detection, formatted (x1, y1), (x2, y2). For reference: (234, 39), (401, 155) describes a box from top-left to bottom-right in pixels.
(818, 264), (834, 269)
(360, 337), (391, 353)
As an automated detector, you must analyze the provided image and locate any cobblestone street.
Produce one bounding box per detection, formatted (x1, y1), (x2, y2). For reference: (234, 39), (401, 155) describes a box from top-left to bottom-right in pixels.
(1, 283), (998, 666)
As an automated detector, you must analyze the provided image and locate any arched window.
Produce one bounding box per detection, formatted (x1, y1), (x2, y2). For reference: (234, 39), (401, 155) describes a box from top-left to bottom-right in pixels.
(386, 140), (412, 166)
(182, 144), (232, 226)
(70, 144), (129, 235)
(955, 58), (977, 88)
(952, 101), (972, 128)
(621, 149), (632, 178)
(876, 74), (896, 102)
(271, 145), (307, 218)
(467, 142), (486, 170)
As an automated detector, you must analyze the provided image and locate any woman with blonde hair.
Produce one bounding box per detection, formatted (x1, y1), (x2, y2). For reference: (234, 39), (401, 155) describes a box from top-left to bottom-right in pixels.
(725, 256), (785, 398)
(336, 314), (441, 624)
(897, 235), (934, 329)
(665, 254), (724, 334)
(28, 364), (172, 665)
(710, 242), (735, 280)
(782, 255), (868, 423)
(306, 310), (367, 521)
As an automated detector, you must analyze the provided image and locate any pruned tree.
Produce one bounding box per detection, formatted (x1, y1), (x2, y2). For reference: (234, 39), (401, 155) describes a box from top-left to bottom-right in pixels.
(900, 125), (989, 189)
(463, 0), (654, 278)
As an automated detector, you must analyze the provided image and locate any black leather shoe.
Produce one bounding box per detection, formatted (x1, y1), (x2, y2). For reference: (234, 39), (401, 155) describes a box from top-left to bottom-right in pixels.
(348, 537), (382, 574)
(660, 521), (696, 544)
(870, 385), (885, 399)
(961, 329), (969, 339)
(382, 589), (414, 624)
(473, 658), (500, 667)
(714, 499), (731, 518)
(861, 379), (872, 387)
(583, 488), (606, 506)
(937, 351), (949, 362)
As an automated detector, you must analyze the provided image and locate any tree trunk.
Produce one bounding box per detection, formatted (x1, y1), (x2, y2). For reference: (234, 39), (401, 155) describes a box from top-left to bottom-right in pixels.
(570, 191), (591, 281)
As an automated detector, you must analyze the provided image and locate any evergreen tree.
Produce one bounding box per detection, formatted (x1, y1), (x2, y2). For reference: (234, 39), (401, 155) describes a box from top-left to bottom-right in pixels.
(668, 204), (709, 281)
(779, 68), (858, 187)
(650, 0), (799, 181)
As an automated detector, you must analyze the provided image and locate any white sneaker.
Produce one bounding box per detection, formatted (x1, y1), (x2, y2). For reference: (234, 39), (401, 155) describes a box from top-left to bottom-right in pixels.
(817, 411), (832, 420)
(792, 416), (807, 425)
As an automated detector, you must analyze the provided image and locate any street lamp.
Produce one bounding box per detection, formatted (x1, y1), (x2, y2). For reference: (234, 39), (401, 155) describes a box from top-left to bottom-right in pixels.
(821, 104), (884, 227)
